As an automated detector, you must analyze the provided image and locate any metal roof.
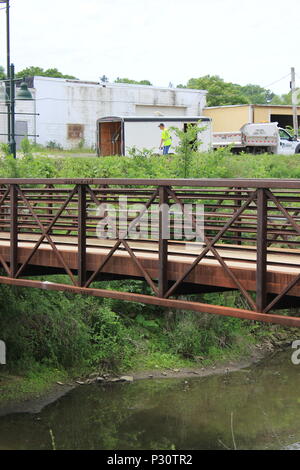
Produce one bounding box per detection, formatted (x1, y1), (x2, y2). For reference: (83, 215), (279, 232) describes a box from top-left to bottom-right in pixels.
(97, 116), (211, 123)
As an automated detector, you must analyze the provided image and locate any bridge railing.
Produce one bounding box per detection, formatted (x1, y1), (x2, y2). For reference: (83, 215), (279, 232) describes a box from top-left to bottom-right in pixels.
(0, 178), (300, 326)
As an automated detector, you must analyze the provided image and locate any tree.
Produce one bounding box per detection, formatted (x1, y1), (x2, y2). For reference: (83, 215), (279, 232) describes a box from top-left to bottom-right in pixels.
(240, 84), (275, 104)
(15, 66), (77, 79)
(270, 92), (292, 105)
(184, 75), (249, 106)
(100, 75), (109, 83)
(0, 66), (6, 80)
(114, 78), (152, 86)
(178, 75), (278, 107)
(169, 121), (205, 178)
(43, 68), (77, 79)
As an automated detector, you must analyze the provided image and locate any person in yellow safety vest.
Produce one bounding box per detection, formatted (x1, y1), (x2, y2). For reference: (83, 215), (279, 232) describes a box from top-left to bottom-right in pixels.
(159, 123), (172, 155)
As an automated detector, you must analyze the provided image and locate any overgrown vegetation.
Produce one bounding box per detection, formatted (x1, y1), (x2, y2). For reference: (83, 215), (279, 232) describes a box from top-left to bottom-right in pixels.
(2, 143), (300, 180)
(169, 121), (205, 178)
(0, 146), (297, 403)
(0, 279), (265, 377)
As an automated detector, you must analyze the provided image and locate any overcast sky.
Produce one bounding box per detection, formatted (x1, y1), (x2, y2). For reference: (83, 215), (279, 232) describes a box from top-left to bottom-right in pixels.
(0, 0), (299, 95)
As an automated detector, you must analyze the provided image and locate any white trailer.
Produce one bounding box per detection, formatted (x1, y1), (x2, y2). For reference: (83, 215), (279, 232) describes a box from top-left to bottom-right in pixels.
(213, 122), (300, 155)
(96, 116), (212, 156)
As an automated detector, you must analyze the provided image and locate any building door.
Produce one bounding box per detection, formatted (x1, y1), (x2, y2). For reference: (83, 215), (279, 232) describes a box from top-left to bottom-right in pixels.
(270, 114), (300, 129)
(99, 121), (122, 156)
(15, 121), (28, 150)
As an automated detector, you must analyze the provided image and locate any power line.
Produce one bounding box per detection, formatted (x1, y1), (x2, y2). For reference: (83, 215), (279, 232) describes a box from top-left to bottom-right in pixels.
(262, 73), (290, 89)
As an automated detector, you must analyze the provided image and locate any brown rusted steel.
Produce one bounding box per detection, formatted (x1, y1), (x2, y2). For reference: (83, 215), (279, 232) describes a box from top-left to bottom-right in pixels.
(122, 239), (159, 295)
(261, 189), (300, 311)
(256, 189), (268, 312)
(264, 272), (300, 313)
(1, 178), (300, 326)
(84, 239), (122, 288)
(0, 186), (11, 275)
(1, 177), (300, 189)
(15, 186), (78, 284)
(167, 186), (257, 309)
(158, 186), (169, 297)
(10, 184), (18, 277)
(266, 189), (300, 236)
(0, 275), (300, 328)
(78, 184), (86, 287)
(165, 186), (257, 308)
(0, 251), (10, 275)
(0, 186), (9, 208)
(84, 187), (159, 288)
(235, 187), (242, 245)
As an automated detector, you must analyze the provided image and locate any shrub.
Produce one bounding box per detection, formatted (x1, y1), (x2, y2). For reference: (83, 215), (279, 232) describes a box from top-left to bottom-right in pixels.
(46, 140), (63, 150)
(20, 138), (33, 158)
(167, 310), (244, 359)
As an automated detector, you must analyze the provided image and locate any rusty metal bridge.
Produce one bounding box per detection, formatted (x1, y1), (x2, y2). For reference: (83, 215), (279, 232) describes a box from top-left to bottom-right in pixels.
(1, 178), (300, 327)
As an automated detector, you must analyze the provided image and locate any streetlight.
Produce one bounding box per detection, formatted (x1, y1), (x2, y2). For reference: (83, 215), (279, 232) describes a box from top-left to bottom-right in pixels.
(0, 65), (34, 158)
(0, 1), (37, 158)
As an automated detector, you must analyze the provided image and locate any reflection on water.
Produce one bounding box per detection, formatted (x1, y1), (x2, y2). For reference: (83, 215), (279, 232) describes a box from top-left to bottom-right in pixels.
(0, 350), (300, 450)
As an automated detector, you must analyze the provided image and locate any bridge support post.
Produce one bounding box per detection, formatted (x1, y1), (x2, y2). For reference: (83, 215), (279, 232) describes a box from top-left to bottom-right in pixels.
(158, 186), (168, 297)
(78, 184), (87, 287)
(10, 184), (18, 277)
(236, 187), (242, 245)
(256, 188), (268, 312)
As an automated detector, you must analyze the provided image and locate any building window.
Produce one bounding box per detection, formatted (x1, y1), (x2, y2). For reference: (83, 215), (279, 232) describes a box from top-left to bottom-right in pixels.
(67, 124), (84, 140)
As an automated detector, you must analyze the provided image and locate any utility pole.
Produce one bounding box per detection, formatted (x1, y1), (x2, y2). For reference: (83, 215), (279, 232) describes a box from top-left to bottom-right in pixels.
(0, 0), (36, 158)
(1, 0), (11, 144)
(291, 67), (298, 138)
(9, 63), (16, 158)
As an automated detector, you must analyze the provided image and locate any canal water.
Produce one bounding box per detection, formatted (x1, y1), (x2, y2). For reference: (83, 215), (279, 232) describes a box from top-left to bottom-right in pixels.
(0, 350), (300, 450)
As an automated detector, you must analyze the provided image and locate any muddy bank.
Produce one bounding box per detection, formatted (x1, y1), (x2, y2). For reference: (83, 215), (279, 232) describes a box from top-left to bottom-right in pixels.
(0, 383), (75, 417)
(0, 341), (286, 418)
(117, 341), (284, 381)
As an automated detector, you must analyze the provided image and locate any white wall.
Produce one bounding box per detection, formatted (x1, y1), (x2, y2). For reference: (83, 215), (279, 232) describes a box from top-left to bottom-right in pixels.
(15, 97), (35, 146)
(198, 120), (212, 152)
(135, 105), (186, 116)
(0, 103), (7, 145)
(0, 93), (35, 148)
(124, 120), (211, 155)
(33, 77), (207, 149)
(35, 77), (70, 149)
(125, 121), (179, 153)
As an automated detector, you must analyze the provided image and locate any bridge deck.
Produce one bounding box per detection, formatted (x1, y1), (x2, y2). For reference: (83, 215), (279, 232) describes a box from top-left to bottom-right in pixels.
(0, 232), (300, 297)
(1, 178), (300, 326)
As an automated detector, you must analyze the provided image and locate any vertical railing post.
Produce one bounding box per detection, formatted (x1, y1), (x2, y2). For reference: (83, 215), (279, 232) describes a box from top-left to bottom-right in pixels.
(158, 186), (168, 297)
(236, 187), (242, 245)
(256, 188), (268, 312)
(10, 184), (18, 277)
(78, 184), (87, 287)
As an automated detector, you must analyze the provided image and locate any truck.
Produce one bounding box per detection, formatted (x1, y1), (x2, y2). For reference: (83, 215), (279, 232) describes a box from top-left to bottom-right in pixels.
(212, 122), (300, 155)
(96, 116), (212, 156)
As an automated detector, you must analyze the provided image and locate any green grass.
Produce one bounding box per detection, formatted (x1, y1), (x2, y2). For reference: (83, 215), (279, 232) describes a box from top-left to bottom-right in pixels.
(130, 352), (196, 371)
(1, 147), (300, 180)
(0, 148), (298, 404)
(0, 366), (69, 405)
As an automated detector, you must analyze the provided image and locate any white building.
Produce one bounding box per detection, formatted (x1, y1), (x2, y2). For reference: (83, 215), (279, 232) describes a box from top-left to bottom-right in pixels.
(0, 77), (207, 150)
(97, 116), (212, 156)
